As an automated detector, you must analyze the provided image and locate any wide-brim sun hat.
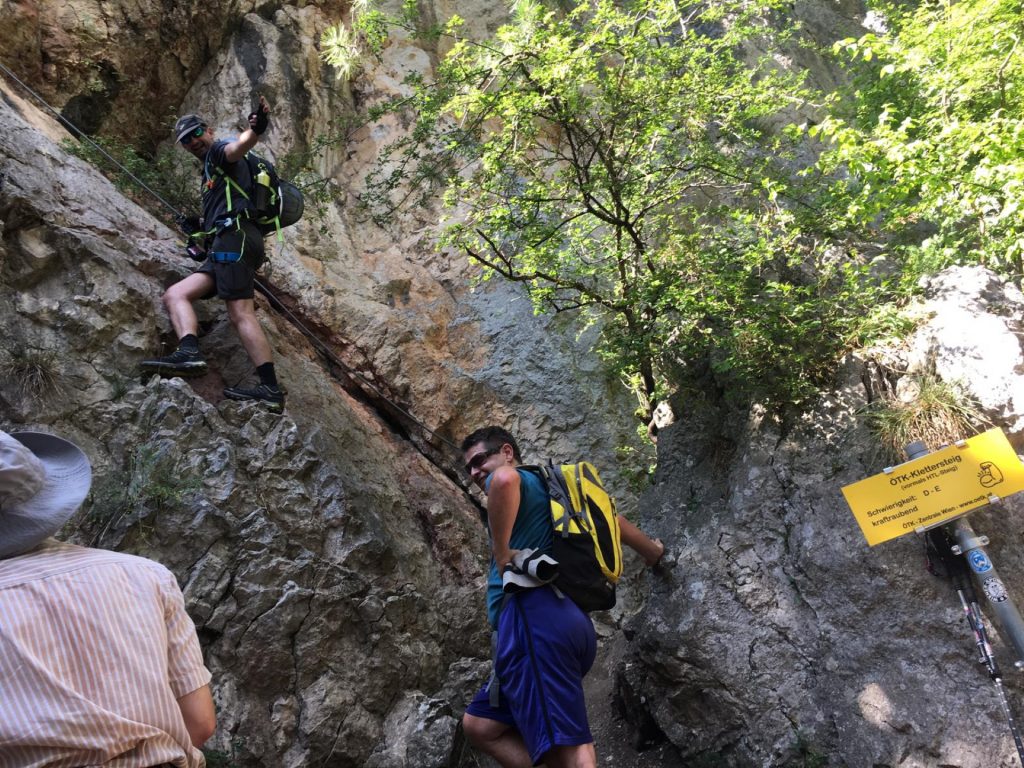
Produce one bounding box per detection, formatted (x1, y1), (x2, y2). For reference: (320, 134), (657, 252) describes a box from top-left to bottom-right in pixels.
(174, 113), (207, 143)
(0, 431), (92, 559)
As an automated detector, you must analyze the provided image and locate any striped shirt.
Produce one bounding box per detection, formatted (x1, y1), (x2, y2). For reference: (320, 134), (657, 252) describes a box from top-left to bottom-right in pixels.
(0, 540), (211, 768)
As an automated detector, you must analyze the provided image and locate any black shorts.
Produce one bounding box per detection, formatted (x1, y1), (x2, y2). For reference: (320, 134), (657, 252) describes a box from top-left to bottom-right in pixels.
(196, 219), (266, 301)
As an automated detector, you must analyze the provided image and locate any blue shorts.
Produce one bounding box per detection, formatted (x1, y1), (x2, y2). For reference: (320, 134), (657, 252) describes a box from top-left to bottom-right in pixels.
(466, 586), (597, 765)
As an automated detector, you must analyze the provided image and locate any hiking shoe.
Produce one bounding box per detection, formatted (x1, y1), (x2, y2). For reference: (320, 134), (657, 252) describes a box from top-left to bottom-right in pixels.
(139, 348), (207, 377)
(223, 383), (285, 413)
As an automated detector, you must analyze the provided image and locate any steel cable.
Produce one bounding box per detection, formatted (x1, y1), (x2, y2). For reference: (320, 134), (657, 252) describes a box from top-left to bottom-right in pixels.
(0, 58), (461, 455)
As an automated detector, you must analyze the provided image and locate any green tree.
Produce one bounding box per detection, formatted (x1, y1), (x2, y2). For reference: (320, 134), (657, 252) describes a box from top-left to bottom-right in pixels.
(349, 0), (880, 413)
(811, 0), (1024, 284)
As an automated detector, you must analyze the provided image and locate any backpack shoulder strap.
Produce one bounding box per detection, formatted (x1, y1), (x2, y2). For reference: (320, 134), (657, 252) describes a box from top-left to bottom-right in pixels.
(538, 460), (581, 535)
(204, 148), (252, 213)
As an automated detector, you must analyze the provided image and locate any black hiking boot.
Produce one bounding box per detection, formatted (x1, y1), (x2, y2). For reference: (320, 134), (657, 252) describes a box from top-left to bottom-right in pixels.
(223, 383), (285, 413)
(139, 348), (208, 377)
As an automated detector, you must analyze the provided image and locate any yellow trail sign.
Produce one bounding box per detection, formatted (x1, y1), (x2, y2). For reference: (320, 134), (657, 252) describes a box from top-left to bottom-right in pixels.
(842, 427), (1024, 546)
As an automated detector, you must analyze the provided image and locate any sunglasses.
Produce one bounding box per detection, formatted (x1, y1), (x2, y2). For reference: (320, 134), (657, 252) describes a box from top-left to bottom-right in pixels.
(180, 125), (205, 145)
(465, 446), (500, 475)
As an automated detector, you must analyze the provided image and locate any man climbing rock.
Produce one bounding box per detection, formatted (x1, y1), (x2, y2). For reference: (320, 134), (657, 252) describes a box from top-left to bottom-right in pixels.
(140, 96), (285, 413)
(460, 425), (598, 768)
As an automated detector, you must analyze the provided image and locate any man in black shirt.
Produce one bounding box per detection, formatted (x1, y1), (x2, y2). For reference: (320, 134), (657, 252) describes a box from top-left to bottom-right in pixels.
(140, 96), (284, 412)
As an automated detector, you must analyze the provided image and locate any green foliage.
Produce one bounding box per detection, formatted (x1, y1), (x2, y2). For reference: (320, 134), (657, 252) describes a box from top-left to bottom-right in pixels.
(202, 751), (233, 768)
(617, 429), (658, 492)
(321, 23), (362, 80)
(783, 730), (829, 767)
(86, 444), (200, 545)
(864, 375), (989, 463)
(809, 0), (1024, 286)
(357, 10), (392, 56)
(853, 298), (921, 347)
(203, 746), (245, 768)
(62, 135), (198, 222)
(321, 0), (430, 80)
(106, 374), (131, 401)
(361, 0), (884, 412)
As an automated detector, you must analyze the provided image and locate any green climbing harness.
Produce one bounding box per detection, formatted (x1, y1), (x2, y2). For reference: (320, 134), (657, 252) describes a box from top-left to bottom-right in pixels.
(206, 151), (304, 242)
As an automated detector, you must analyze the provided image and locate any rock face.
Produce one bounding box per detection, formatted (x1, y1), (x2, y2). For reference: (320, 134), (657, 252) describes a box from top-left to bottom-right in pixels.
(0, 3), (644, 765)
(6, 1), (1024, 767)
(627, 265), (1024, 767)
(0, 0), (649, 489)
(0, 81), (493, 766)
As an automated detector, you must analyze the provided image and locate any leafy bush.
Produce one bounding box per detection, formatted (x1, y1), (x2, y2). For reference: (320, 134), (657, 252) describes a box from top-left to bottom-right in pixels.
(809, 0), (1024, 286)
(86, 444), (200, 545)
(356, 0), (888, 413)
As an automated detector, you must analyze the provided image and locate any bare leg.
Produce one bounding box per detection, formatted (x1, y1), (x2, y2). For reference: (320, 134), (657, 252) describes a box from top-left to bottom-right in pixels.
(163, 273), (215, 340)
(543, 743), (597, 768)
(462, 714), (533, 768)
(619, 517), (664, 567)
(225, 298), (273, 367)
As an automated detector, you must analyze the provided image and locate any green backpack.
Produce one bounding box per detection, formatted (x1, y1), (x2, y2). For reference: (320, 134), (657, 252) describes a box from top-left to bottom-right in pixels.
(524, 460), (623, 612)
(208, 151), (304, 240)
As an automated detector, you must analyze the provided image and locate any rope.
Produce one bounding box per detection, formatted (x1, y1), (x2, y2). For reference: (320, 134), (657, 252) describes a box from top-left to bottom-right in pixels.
(0, 60), (183, 217)
(254, 278), (459, 451)
(0, 59), (462, 455)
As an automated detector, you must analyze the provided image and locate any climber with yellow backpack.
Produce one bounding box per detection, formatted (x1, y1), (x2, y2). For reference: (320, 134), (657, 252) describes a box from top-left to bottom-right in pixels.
(459, 425), (665, 768)
(140, 96), (301, 413)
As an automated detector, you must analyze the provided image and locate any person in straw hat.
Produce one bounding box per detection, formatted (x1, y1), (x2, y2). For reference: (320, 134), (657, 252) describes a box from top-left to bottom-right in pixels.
(0, 430), (215, 767)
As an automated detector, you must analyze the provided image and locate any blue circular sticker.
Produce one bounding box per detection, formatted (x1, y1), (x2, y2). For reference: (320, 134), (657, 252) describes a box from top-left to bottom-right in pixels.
(968, 550), (993, 574)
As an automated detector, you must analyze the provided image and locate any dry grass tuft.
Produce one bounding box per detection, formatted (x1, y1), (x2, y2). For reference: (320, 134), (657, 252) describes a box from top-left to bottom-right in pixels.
(1, 348), (62, 402)
(865, 375), (989, 463)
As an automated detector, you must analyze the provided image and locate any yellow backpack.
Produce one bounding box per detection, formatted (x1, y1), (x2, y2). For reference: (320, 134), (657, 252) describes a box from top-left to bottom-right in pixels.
(527, 461), (623, 611)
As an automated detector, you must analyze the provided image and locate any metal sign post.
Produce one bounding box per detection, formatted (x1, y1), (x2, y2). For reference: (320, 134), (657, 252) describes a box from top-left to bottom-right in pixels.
(903, 439), (1024, 765)
(903, 439), (1024, 666)
(950, 517), (1024, 664)
(925, 524), (1024, 764)
(842, 431), (1024, 764)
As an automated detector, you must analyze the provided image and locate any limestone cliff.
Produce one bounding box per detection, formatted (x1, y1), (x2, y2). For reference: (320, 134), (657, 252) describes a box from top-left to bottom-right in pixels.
(0, 79), (491, 765)
(627, 267), (1024, 767)
(0, 2), (646, 766)
(4, 2), (1024, 768)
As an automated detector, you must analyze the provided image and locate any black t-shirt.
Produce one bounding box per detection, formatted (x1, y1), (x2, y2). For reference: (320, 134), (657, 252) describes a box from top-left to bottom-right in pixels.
(201, 139), (255, 228)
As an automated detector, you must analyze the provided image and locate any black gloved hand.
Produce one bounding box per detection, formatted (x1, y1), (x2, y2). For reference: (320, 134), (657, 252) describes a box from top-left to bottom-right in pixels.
(248, 96), (270, 135)
(175, 214), (201, 237)
(185, 242), (207, 262)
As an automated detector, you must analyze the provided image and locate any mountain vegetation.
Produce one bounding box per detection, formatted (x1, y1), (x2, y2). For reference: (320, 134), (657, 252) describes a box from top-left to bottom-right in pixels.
(51, 0), (1024, 420)
(321, 0), (1024, 418)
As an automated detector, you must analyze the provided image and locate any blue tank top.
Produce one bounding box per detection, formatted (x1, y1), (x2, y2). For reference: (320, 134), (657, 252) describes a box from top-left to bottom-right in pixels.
(485, 468), (553, 628)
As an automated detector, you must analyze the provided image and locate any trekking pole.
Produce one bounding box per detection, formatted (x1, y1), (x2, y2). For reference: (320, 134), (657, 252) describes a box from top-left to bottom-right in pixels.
(949, 516), (1024, 664)
(906, 441), (1024, 663)
(906, 441), (1024, 764)
(926, 527), (1024, 765)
